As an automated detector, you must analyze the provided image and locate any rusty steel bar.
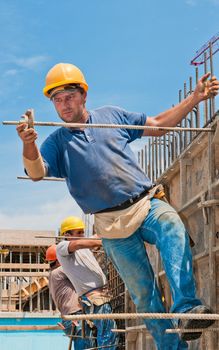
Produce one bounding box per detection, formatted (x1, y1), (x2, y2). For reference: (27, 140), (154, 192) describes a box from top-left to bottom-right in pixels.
(204, 52), (209, 124)
(189, 76), (194, 142)
(137, 151), (140, 165)
(155, 137), (158, 180)
(2, 120), (213, 132)
(179, 89), (183, 152)
(151, 137), (155, 182)
(35, 235), (101, 240)
(184, 82), (188, 147)
(175, 132), (180, 160)
(195, 67), (200, 128)
(148, 138), (152, 179)
(172, 131), (176, 162)
(166, 328), (219, 334)
(144, 145), (147, 175)
(141, 149), (144, 171)
(63, 312), (219, 321)
(209, 42), (215, 117)
(163, 134), (167, 171)
(158, 136), (162, 176)
(17, 176), (65, 181)
(167, 133), (171, 168)
(112, 327), (219, 334)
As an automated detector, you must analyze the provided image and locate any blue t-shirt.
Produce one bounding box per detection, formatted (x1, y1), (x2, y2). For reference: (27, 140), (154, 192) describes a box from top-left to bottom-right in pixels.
(40, 106), (153, 213)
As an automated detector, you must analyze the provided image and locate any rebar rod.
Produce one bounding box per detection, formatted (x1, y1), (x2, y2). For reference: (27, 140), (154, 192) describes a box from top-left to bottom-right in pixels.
(2, 120), (213, 132)
(166, 328), (219, 334)
(63, 312), (219, 321)
(17, 176), (65, 181)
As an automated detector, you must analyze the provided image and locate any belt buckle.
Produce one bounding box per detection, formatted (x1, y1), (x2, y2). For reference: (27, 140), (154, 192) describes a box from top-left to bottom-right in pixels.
(130, 193), (141, 204)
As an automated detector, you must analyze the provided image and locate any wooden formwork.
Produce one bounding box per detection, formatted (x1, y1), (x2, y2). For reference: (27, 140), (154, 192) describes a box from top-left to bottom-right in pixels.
(126, 116), (219, 349)
(0, 230), (56, 313)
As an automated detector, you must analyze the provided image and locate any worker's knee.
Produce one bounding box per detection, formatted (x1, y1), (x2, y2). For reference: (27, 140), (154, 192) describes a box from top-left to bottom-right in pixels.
(158, 211), (185, 234)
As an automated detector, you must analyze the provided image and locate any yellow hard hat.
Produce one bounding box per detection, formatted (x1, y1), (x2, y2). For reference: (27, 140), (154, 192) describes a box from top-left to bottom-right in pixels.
(60, 216), (85, 235)
(43, 63), (88, 98)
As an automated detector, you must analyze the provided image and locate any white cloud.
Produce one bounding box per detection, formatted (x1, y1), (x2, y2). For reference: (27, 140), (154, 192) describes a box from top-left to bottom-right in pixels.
(186, 0), (197, 5)
(0, 54), (49, 71)
(186, 0), (219, 5)
(0, 196), (83, 231)
(12, 55), (49, 70)
(4, 69), (18, 76)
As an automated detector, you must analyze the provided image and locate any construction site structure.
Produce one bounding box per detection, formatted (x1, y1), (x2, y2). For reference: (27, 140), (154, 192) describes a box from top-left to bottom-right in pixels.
(190, 32), (219, 66)
(0, 41), (219, 349)
(124, 42), (219, 349)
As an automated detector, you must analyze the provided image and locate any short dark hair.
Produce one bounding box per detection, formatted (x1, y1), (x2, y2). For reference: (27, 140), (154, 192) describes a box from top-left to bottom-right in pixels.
(49, 84), (85, 99)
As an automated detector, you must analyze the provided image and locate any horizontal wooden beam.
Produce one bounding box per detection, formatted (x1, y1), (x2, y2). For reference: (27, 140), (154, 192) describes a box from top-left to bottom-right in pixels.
(0, 263), (49, 270)
(0, 272), (49, 277)
(0, 325), (60, 331)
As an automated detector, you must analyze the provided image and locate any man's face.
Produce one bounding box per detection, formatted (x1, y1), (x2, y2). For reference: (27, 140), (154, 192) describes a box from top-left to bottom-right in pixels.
(64, 229), (85, 240)
(52, 90), (87, 123)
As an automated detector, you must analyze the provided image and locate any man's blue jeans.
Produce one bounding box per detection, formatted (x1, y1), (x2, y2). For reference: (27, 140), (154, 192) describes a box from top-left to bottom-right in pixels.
(80, 297), (119, 350)
(62, 311), (96, 350)
(102, 198), (202, 350)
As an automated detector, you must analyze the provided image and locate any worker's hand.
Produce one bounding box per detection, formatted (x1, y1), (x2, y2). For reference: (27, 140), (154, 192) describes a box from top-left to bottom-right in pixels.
(92, 234), (101, 239)
(193, 73), (219, 102)
(57, 322), (65, 330)
(92, 234), (102, 247)
(16, 119), (38, 144)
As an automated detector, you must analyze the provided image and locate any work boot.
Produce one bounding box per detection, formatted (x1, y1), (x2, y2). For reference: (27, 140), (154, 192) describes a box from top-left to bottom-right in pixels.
(180, 305), (215, 341)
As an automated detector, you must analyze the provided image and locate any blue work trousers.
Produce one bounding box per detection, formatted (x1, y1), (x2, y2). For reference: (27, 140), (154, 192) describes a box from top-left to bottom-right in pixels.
(80, 298), (119, 350)
(62, 311), (96, 350)
(102, 198), (202, 350)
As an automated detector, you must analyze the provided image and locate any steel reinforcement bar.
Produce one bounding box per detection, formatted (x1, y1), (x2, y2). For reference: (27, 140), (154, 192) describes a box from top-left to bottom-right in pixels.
(62, 312), (219, 321)
(2, 120), (214, 132)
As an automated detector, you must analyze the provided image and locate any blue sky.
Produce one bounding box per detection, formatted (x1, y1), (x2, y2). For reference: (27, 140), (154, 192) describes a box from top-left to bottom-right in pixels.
(0, 0), (218, 232)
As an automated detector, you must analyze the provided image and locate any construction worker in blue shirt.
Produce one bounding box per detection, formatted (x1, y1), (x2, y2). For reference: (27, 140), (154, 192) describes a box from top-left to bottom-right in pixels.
(16, 63), (219, 350)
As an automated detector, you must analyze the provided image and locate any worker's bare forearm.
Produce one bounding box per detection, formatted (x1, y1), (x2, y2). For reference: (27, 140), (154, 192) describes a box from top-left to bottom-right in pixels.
(144, 92), (200, 137)
(144, 73), (219, 137)
(68, 239), (102, 252)
(17, 123), (40, 160)
(156, 93), (196, 123)
(17, 123), (46, 180)
(23, 142), (41, 160)
(22, 143), (46, 180)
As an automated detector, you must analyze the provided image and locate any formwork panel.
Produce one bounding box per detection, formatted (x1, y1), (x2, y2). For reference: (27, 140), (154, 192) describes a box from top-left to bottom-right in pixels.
(194, 256), (211, 303)
(188, 210), (206, 255)
(168, 171), (180, 210)
(185, 147), (209, 200)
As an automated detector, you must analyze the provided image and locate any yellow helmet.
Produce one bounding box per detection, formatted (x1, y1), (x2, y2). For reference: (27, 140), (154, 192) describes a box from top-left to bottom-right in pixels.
(43, 63), (88, 98)
(60, 216), (85, 235)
